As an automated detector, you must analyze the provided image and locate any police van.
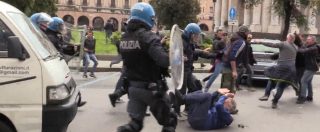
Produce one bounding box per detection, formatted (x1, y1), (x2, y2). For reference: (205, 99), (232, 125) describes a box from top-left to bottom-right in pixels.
(0, 1), (79, 132)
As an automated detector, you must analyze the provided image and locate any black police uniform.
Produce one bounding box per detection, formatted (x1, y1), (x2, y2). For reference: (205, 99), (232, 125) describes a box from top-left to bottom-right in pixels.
(45, 28), (86, 107)
(117, 21), (176, 132)
(45, 29), (77, 57)
(109, 38), (129, 107)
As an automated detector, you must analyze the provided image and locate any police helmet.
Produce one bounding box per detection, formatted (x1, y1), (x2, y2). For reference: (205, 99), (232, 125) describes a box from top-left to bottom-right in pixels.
(48, 17), (64, 32)
(129, 2), (155, 28)
(30, 12), (52, 28)
(183, 23), (201, 37)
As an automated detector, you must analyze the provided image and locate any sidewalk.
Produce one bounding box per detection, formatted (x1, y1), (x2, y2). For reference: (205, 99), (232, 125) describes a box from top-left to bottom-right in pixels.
(68, 57), (212, 73)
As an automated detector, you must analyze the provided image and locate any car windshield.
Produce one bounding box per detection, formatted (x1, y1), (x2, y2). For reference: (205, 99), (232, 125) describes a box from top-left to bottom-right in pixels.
(7, 12), (57, 59)
(251, 43), (279, 53)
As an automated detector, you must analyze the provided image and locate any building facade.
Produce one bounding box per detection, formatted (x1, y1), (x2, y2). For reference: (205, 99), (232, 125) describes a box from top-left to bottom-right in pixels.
(56, 0), (215, 31)
(213, 0), (320, 34)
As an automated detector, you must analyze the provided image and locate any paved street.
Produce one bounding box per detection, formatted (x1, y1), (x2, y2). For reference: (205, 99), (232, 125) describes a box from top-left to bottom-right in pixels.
(67, 72), (320, 132)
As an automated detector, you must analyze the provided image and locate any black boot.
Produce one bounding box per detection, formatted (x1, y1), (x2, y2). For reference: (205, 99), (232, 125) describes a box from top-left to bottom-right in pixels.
(306, 96), (313, 102)
(174, 89), (185, 106)
(162, 126), (175, 132)
(271, 100), (278, 109)
(296, 97), (306, 104)
(78, 101), (87, 107)
(117, 119), (143, 132)
(109, 93), (118, 107)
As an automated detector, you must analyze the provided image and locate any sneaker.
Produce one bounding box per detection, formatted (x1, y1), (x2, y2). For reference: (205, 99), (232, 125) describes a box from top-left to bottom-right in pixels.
(83, 74), (88, 78)
(296, 97), (306, 104)
(306, 96), (313, 102)
(259, 95), (269, 101)
(78, 101), (87, 107)
(108, 94), (118, 107)
(89, 73), (96, 78)
(271, 102), (277, 109)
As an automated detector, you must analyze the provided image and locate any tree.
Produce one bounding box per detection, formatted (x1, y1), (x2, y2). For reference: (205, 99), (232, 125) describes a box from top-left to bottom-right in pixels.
(31, 0), (57, 16)
(245, 0), (320, 40)
(1, 0), (57, 16)
(150, 0), (201, 29)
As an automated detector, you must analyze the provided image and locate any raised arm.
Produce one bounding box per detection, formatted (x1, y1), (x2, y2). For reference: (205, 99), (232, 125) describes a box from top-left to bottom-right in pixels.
(298, 45), (318, 53)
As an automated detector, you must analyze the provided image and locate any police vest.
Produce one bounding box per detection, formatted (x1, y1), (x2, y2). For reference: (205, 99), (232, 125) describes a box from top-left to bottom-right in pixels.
(119, 29), (162, 82)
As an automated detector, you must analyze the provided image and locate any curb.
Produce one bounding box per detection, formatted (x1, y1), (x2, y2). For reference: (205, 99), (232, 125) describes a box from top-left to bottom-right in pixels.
(69, 67), (211, 73)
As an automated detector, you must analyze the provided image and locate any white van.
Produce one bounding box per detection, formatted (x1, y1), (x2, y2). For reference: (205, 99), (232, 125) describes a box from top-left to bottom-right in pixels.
(0, 1), (79, 132)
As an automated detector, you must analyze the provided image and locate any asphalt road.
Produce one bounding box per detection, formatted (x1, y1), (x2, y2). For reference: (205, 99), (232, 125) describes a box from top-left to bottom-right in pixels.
(67, 72), (320, 132)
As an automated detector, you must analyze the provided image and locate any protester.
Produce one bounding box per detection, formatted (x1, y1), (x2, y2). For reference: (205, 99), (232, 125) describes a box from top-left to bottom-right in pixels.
(170, 88), (237, 130)
(296, 35), (320, 104)
(235, 33), (256, 91)
(254, 33), (297, 108)
(202, 29), (226, 92)
(104, 19), (114, 42)
(221, 26), (249, 93)
(82, 32), (98, 78)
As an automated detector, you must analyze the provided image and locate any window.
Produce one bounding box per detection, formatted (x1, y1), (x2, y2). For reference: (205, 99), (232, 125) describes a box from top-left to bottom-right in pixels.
(97, 0), (102, 6)
(82, 0), (88, 6)
(111, 0), (116, 7)
(0, 20), (14, 58)
(210, 7), (213, 13)
(7, 12), (57, 59)
(124, 0), (129, 9)
(67, 0), (73, 5)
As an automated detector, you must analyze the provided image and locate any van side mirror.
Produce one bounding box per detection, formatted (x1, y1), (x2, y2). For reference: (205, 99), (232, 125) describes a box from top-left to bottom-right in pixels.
(7, 36), (27, 60)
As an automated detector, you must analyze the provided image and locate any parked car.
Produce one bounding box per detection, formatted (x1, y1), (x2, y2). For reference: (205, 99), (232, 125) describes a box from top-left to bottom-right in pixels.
(242, 39), (280, 81)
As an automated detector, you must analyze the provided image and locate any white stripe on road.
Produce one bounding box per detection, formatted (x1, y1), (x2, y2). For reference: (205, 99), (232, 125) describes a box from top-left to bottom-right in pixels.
(78, 72), (120, 88)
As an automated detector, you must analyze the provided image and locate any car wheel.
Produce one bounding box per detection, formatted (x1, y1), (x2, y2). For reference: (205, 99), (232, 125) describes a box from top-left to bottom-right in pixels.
(0, 121), (14, 132)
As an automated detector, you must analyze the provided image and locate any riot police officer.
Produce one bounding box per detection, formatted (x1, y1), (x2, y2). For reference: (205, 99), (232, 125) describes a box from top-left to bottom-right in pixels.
(117, 2), (176, 132)
(45, 17), (87, 107)
(30, 12), (52, 32)
(174, 23), (215, 116)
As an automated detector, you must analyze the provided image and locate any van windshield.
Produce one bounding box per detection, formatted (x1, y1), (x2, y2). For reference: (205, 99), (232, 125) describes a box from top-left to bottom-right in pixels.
(7, 12), (57, 59)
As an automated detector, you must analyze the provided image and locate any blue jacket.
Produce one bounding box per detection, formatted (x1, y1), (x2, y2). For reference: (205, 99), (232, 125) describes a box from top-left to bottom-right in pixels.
(186, 91), (233, 130)
(223, 34), (246, 68)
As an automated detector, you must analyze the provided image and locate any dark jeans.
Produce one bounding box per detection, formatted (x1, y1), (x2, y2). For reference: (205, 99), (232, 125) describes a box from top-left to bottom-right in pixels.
(236, 64), (253, 87)
(264, 80), (278, 97)
(83, 52), (98, 75)
(300, 70), (316, 98)
(204, 61), (224, 90)
(272, 82), (289, 104)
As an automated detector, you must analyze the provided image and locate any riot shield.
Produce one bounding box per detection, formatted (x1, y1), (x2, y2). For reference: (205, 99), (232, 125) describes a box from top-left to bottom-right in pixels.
(169, 24), (184, 91)
(63, 24), (87, 72)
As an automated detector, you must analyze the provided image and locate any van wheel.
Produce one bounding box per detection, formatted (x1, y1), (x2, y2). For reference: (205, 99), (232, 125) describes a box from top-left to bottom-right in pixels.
(0, 121), (14, 132)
